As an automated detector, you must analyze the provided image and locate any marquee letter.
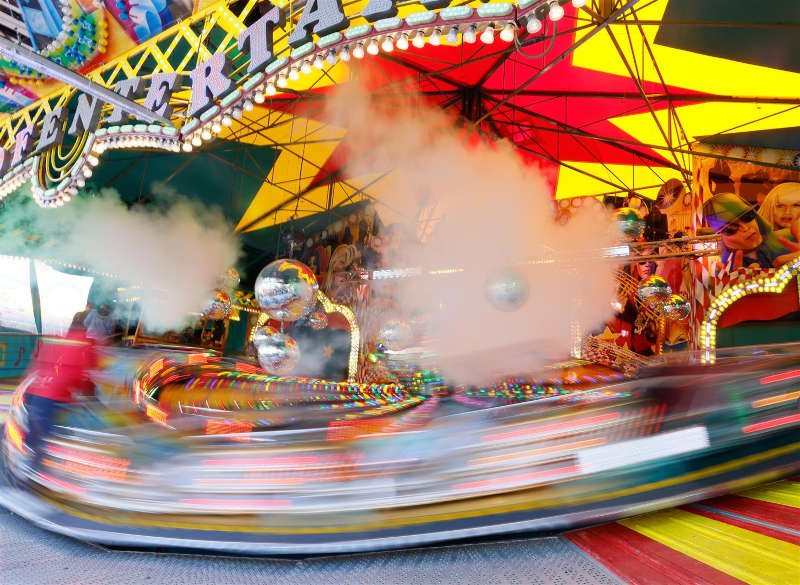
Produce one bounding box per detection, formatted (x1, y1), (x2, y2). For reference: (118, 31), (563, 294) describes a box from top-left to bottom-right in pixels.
(143, 73), (181, 118)
(420, 0), (451, 9)
(0, 148), (10, 176)
(38, 106), (67, 152)
(68, 93), (105, 136)
(187, 52), (232, 118)
(238, 4), (284, 74)
(11, 125), (38, 166)
(362, 0), (397, 22)
(107, 77), (145, 124)
(288, 0), (348, 47)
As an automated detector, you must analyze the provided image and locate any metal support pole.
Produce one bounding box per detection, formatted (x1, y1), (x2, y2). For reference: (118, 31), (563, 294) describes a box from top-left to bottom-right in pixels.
(0, 37), (172, 126)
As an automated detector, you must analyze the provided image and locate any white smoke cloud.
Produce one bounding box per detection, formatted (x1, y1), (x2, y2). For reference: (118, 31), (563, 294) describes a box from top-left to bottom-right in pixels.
(0, 184), (241, 332)
(327, 82), (618, 384)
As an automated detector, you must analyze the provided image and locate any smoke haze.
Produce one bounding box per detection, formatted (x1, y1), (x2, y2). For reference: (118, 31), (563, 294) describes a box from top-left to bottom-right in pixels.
(327, 82), (618, 383)
(0, 184), (241, 331)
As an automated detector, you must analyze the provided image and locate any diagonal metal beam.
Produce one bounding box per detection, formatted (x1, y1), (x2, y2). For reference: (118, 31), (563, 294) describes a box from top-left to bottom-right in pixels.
(473, 0), (646, 126)
(0, 36), (171, 125)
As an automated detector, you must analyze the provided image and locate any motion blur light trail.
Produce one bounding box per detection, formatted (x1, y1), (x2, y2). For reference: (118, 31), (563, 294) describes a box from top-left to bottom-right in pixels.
(1, 343), (800, 555)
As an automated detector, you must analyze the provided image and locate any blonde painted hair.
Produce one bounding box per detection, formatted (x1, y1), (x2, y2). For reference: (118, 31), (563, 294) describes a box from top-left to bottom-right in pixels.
(757, 182), (800, 229)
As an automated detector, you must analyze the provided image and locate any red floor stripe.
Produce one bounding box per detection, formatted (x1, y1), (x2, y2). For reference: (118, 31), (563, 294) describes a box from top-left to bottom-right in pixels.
(566, 523), (747, 585)
(701, 494), (800, 532)
(685, 505), (800, 546)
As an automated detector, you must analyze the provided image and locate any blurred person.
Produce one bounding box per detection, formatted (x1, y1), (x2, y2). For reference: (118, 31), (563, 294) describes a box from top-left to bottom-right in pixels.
(69, 302), (94, 331)
(703, 192), (800, 270)
(610, 250), (660, 355)
(84, 304), (115, 341)
(22, 324), (97, 472)
(361, 233), (387, 271)
(757, 182), (800, 231)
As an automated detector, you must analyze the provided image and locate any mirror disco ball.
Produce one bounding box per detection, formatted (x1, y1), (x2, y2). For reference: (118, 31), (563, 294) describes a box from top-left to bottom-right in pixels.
(662, 294), (691, 321)
(252, 325), (278, 347)
(485, 269), (529, 312)
(219, 268), (240, 293)
(255, 331), (300, 375)
(203, 289), (231, 320)
(254, 259), (319, 322)
(614, 207), (646, 240)
(637, 275), (672, 306)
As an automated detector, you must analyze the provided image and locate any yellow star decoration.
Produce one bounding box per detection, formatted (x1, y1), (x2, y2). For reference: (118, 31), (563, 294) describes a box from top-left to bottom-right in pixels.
(595, 326), (621, 344)
(323, 345), (334, 359)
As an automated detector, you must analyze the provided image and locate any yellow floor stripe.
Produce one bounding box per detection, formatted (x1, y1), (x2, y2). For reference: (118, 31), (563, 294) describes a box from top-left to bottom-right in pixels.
(619, 508), (800, 585)
(738, 481), (800, 509)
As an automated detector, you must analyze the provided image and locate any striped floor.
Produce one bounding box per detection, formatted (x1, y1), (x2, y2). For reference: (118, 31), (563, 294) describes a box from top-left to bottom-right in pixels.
(567, 477), (800, 585)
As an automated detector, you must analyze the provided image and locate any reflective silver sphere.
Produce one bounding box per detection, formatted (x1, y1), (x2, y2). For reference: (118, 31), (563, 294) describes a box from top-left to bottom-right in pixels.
(485, 269), (529, 312)
(637, 275), (672, 306)
(256, 331), (300, 375)
(615, 207), (646, 240)
(218, 268), (240, 293)
(662, 293), (691, 321)
(254, 259), (319, 322)
(203, 290), (231, 320)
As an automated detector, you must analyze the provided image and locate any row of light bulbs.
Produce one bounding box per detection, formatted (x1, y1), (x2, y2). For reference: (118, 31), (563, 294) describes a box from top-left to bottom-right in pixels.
(182, 98), (255, 151)
(178, 1), (591, 148)
(0, 168), (29, 199)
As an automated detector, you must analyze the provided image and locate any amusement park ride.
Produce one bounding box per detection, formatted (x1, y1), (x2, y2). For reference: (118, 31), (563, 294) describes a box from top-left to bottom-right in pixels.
(0, 0), (799, 560)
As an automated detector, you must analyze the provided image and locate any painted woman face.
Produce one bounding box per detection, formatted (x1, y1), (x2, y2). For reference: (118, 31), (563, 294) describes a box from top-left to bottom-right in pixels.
(774, 190), (800, 229)
(720, 211), (763, 252)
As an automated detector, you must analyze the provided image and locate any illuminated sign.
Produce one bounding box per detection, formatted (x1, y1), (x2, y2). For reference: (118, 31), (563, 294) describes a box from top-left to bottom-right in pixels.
(0, 0), (550, 206)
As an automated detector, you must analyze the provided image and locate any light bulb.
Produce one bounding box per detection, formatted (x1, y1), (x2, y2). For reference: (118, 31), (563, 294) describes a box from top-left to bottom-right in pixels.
(232, 107), (243, 119)
(429, 27), (441, 46)
(254, 91), (265, 103)
(182, 142), (192, 152)
(339, 45), (351, 61)
(201, 128), (212, 140)
(549, 1), (564, 21)
(326, 49), (337, 65)
(83, 167), (93, 177)
(221, 114), (233, 126)
(211, 122), (222, 133)
(480, 25), (495, 44)
(446, 26), (458, 44)
(412, 30), (425, 48)
(265, 81), (276, 96)
(300, 59), (312, 74)
(367, 38), (379, 55)
(396, 33), (409, 50)
(572, 0), (587, 6)
(289, 66), (300, 80)
(381, 35), (394, 52)
(277, 73), (288, 88)
(87, 154), (99, 166)
(353, 42), (365, 59)
(76, 177), (86, 187)
(526, 16), (542, 34)
(243, 99), (254, 112)
(463, 25), (477, 44)
(499, 23), (515, 42)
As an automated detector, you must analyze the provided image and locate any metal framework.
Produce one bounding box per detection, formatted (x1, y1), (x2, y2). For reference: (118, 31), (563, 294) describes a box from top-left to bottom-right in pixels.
(0, 0), (797, 226)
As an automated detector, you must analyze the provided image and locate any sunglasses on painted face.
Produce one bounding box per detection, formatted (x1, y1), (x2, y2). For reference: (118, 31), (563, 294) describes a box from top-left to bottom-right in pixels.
(720, 210), (757, 235)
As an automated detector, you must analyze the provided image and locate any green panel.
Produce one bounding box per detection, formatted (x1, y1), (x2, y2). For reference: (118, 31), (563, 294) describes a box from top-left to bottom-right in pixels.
(224, 313), (248, 354)
(717, 320), (800, 348)
(85, 142), (278, 228)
